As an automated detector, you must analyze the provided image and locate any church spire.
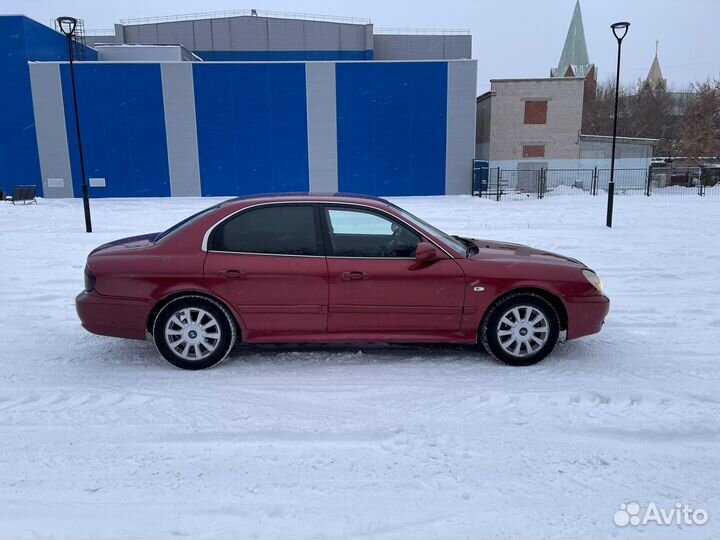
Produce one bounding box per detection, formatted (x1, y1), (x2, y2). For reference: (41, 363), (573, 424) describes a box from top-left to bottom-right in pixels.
(551, 0), (592, 77)
(644, 41), (667, 92)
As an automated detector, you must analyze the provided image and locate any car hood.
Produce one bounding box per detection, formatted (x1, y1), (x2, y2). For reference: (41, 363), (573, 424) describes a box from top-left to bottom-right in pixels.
(89, 233), (158, 256)
(467, 238), (584, 267)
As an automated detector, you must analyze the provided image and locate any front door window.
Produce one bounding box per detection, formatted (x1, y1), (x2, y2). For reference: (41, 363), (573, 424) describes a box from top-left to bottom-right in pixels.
(325, 207), (420, 258)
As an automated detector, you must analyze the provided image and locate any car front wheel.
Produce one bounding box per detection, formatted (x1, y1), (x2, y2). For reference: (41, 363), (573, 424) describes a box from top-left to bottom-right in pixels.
(152, 295), (236, 370)
(481, 293), (560, 366)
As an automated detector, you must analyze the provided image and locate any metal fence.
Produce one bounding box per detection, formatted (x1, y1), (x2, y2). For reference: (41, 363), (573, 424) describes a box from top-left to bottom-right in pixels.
(473, 166), (720, 201)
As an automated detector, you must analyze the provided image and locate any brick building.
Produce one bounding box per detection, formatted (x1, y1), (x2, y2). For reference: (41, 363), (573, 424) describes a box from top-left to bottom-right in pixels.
(476, 77), (585, 170)
(475, 0), (656, 176)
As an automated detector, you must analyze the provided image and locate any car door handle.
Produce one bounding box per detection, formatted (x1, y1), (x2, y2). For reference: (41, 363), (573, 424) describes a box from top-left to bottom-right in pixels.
(340, 271), (369, 281)
(218, 269), (246, 279)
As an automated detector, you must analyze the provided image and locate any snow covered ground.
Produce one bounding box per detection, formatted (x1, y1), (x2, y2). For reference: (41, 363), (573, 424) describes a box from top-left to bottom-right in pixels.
(1, 194), (719, 539)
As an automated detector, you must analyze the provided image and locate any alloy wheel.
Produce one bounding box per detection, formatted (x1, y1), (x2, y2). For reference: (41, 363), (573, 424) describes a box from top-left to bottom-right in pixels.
(164, 307), (221, 361)
(496, 305), (549, 358)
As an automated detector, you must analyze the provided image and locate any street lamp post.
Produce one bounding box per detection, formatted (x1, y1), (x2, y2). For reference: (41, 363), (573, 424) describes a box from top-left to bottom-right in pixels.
(56, 16), (92, 233)
(606, 21), (630, 228)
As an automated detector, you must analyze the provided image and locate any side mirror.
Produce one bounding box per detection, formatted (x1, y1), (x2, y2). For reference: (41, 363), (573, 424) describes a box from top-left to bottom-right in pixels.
(415, 241), (441, 262)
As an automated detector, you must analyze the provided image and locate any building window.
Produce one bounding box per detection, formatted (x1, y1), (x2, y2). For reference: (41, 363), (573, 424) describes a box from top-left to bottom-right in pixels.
(522, 145), (545, 158)
(524, 100), (547, 124)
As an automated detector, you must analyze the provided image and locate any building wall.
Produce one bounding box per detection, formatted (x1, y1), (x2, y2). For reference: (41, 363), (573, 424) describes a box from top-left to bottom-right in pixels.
(490, 138), (655, 172)
(85, 35), (120, 47)
(161, 63), (201, 196)
(336, 62), (448, 196)
(118, 16), (373, 61)
(27, 59), (478, 198)
(305, 63), (339, 193)
(195, 50), (372, 61)
(579, 138), (654, 160)
(61, 63), (171, 198)
(373, 35), (471, 60)
(100, 17), (472, 62)
(0, 16), (95, 198)
(475, 94), (492, 160)
(488, 78), (585, 163)
(96, 45), (193, 62)
(193, 63), (310, 196)
(445, 61), (478, 194)
(488, 157), (653, 172)
(576, 137), (655, 172)
(480, 77), (655, 174)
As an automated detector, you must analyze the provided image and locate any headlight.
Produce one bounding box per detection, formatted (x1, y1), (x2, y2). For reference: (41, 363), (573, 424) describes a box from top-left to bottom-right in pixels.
(582, 269), (603, 293)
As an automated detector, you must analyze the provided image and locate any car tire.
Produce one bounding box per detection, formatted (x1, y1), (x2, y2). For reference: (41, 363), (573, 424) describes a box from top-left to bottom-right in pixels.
(152, 295), (236, 370)
(480, 293), (560, 366)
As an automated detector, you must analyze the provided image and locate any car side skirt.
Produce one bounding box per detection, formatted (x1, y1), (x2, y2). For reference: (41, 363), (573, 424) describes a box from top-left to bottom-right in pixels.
(242, 330), (478, 344)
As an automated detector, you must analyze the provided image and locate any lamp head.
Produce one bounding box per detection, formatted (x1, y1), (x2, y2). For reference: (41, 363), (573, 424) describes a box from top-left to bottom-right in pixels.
(611, 21), (630, 41)
(56, 17), (78, 37)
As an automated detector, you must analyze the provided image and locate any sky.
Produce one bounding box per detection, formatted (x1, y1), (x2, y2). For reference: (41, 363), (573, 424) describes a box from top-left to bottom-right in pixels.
(7, 0), (720, 93)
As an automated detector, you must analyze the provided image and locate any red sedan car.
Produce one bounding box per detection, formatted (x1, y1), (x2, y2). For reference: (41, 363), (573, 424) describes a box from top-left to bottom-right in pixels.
(76, 194), (609, 370)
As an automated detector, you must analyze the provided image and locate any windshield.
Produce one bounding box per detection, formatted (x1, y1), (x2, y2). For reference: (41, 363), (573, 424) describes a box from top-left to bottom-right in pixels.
(389, 203), (467, 255)
(154, 204), (220, 242)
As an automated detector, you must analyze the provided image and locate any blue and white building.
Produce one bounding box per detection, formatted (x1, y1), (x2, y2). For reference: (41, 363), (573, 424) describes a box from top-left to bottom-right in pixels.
(0, 11), (477, 198)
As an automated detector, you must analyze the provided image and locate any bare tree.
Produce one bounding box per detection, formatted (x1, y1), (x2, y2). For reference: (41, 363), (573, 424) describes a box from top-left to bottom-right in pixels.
(629, 81), (679, 155)
(679, 77), (720, 161)
(582, 78), (627, 137)
(582, 78), (689, 156)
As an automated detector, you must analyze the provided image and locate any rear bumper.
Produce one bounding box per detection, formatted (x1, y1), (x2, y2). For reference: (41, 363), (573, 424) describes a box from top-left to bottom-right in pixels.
(75, 291), (151, 340)
(565, 293), (610, 340)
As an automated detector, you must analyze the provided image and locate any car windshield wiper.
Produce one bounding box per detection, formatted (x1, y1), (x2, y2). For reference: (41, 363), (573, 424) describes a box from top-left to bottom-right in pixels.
(453, 235), (479, 257)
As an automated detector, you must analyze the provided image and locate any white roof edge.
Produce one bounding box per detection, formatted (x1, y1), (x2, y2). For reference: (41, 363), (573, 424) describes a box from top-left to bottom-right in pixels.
(491, 76), (585, 82)
(579, 134), (659, 144)
(28, 58), (477, 65)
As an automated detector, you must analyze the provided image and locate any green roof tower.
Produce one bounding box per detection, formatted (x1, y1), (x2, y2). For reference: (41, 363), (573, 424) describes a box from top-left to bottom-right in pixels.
(551, 0), (594, 78)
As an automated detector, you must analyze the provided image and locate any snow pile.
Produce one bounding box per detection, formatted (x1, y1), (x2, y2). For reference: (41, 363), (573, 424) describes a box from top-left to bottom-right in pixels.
(548, 184), (584, 196)
(1, 195), (719, 539)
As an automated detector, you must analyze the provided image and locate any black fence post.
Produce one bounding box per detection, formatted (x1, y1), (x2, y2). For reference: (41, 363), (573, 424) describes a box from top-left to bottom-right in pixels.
(606, 181), (615, 227)
(537, 168), (543, 199)
(482, 162), (486, 198)
(645, 170), (651, 197)
(496, 167), (501, 202)
(545, 168), (549, 196)
(592, 166), (598, 196)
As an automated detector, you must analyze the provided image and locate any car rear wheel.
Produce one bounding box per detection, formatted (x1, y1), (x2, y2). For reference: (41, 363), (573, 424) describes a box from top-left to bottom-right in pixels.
(480, 293), (560, 366)
(152, 296), (236, 370)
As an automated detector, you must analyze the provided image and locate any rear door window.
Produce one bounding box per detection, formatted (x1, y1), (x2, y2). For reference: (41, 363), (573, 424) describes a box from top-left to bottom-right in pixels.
(209, 205), (320, 256)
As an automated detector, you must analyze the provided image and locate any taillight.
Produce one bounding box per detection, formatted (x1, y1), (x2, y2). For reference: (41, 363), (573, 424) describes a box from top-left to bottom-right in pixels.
(84, 265), (96, 292)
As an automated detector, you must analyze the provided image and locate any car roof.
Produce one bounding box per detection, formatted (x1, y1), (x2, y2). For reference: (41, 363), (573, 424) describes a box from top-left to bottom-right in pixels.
(219, 192), (391, 209)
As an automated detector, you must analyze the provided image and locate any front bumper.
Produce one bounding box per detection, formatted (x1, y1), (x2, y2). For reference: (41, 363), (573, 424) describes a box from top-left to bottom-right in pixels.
(76, 291), (151, 340)
(565, 293), (610, 340)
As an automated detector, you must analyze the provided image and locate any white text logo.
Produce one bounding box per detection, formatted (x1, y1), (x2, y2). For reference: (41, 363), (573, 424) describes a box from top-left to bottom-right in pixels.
(614, 502), (709, 527)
